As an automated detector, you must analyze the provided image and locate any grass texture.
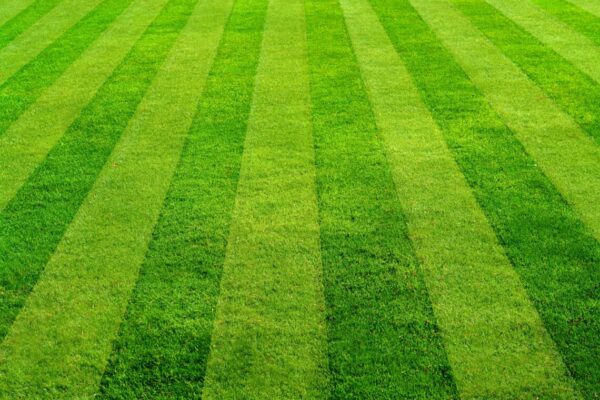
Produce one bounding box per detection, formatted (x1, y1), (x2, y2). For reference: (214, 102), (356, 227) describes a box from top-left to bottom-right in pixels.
(0, 0), (231, 396)
(201, 0), (329, 397)
(343, 0), (576, 398)
(98, 0), (267, 397)
(306, 0), (458, 397)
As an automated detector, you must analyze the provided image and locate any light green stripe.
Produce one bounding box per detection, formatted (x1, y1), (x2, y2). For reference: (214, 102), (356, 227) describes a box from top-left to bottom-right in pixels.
(0, 0), (34, 27)
(0, 0), (104, 86)
(343, 0), (577, 397)
(0, 0), (232, 396)
(0, 0), (169, 213)
(568, 0), (600, 17)
(485, 0), (600, 85)
(201, 0), (328, 398)
(411, 0), (600, 242)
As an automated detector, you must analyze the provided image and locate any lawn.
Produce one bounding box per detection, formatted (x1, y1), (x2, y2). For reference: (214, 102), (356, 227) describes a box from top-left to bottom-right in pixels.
(0, 0), (598, 398)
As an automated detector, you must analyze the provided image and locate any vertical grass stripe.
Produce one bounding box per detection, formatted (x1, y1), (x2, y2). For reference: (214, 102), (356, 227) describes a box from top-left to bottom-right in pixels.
(342, 0), (577, 397)
(0, 0), (136, 137)
(450, 0), (600, 144)
(0, 0), (169, 213)
(0, 0), (35, 29)
(568, 0), (600, 17)
(0, 0), (194, 342)
(98, 0), (267, 397)
(530, 0), (600, 46)
(484, 0), (600, 85)
(306, 0), (458, 397)
(369, 0), (600, 396)
(0, 0), (232, 396)
(0, 0), (104, 86)
(411, 0), (600, 242)
(201, 0), (328, 398)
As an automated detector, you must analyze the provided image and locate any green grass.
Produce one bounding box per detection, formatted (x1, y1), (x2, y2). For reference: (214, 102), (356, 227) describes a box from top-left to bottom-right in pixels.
(0, 0), (134, 137)
(305, 0), (458, 398)
(450, 0), (600, 144)
(0, 0), (60, 50)
(201, 0), (329, 397)
(567, 0), (600, 17)
(412, 0), (600, 242)
(484, 0), (600, 85)
(0, 0), (231, 396)
(0, 0), (34, 28)
(370, 0), (600, 397)
(0, 0), (598, 397)
(530, 0), (600, 45)
(98, 0), (267, 397)
(0, 0), (170, 213)
(0, 0), (185, 342)
(343, 0), (575, 397)
(0, 0), (105, 86)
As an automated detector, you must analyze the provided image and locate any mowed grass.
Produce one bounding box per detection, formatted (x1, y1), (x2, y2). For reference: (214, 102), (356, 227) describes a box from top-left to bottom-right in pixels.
(0, 0), (61, 50)
(0, 0), (231, 395)
(306, 0), (457, 397)
(0, 0), (179, 340)
(98, 0), (267, 397)
(0, 0), (598, 398)
(370, 0), (600, 396)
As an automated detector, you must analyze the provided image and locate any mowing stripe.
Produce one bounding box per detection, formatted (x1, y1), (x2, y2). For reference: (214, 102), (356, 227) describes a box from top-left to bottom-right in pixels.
(0, 0), (194, 342)
(0, 0), (232, 396)
(342, 0), (577, 397)
(0, 0), (136, 137)
(411, 0), (600, 242)
(568, 0), (600, 17)
(0, 0), (169, 213)
(530, 0), (600, 45)
(0, 0), (34, 28)
(370, 0), (600, 396)
(201, 0), (328, 398)
(484, 0), (600, 85)
(0, 0), (104, 86)
(306, 0), (458, 397)
(98, 0), (267, 397)
(0, 0), (62, 50)
(451, 0), (600, 144)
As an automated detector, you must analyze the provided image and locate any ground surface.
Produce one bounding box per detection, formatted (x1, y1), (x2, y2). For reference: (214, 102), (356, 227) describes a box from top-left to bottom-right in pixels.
(0, 0), (598, 398)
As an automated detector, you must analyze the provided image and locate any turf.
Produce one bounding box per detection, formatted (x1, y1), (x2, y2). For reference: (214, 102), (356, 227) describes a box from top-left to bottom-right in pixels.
(484, 0), (600, 85)
(0, 0), (58, 48)
(0, 0), (598, 397)
(200, 0), (329, 397)
(342, 0), (576, 397)
(0, 0), (185, 341)
(412, 0), (600, 242)
(530, 0), (600, 45)
(0, 0), (135, 137)
(370, 0), (600, 396)
(450, 0), (600, 144)
(98, 0), (267, 397)
(0, 0), (169, 213)
(567, 0), (600, 17)
(305, 0), (458, 397)
(0, 0), (231, 396)
(0, 0), (105, 86)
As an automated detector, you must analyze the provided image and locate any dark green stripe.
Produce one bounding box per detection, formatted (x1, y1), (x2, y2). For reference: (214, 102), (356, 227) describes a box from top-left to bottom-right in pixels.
(305, 0), (458, 397)
(98, 0), (267, 397)
(369, 0), (600, 397)
(530, 0), (600, 46)
(0, 0), (134, 137)
(452, 0), (600, 144)
(0, 0), (196, 341)
(0, 0), (62, 50)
